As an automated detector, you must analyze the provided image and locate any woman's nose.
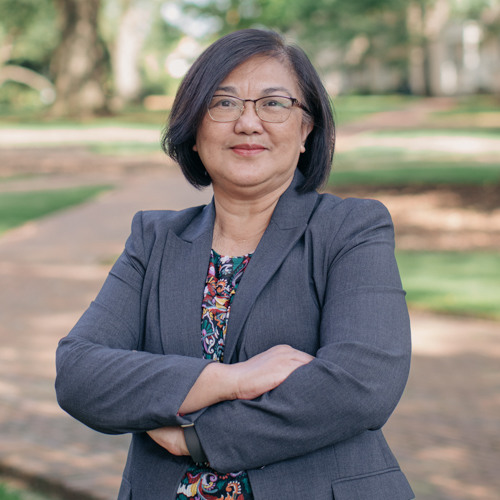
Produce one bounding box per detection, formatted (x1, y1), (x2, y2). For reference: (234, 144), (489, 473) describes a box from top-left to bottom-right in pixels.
(234, 102), (264, 133)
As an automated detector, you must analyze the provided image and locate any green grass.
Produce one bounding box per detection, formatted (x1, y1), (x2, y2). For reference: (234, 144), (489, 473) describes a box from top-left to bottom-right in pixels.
(0, 185), (112, 235)
(87, 142), (161, 155)
(371, 128), (500, 138)
(0, 105), (167, 128)
(396, 250), (500, 319)
(0, 174), (40, 183)
(329, 148), (500, 186)
(333, 94), (419, 125)
(0, 482), (53, 500)
(433, 94), (500, 115)
(0, 483), (23, 500)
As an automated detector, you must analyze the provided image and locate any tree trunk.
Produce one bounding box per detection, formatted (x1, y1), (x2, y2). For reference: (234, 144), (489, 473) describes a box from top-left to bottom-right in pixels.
(423, 0), (451, 96)
(406, 1), (429, 95)
(50, 0), (109, 117)
(112, 0), (154, 108)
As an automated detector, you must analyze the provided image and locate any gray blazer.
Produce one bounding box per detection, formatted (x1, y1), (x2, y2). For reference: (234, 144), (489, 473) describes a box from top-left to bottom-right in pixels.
(56, 172), (414, 499)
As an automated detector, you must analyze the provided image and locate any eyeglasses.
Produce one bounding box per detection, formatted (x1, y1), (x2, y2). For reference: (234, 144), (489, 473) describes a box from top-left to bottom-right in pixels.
(207, 94), (307, 123)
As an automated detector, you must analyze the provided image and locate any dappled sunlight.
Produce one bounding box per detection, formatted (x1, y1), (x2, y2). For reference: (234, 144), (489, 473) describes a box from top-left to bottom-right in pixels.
(385, 347), (500, 500)
(384, 190), (500, 251)
(0, 127), (160, 147)
(0, 380), (21, 398)
(428, 473), (497, 500)
(410, 312), (500, 357)
(1, 261), (109, 281)
(330, 185), (500, 252)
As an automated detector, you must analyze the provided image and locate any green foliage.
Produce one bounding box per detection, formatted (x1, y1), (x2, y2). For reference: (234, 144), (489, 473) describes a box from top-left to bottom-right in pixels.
(0, 82), (46, 112)
(396, 250), (500, 319)
(0, 0), (58, 66)
(141, 10), (186, 96)
(0, 185), (112, 235)
(0, 0), (58, 113)
(168, 0), (410, 73)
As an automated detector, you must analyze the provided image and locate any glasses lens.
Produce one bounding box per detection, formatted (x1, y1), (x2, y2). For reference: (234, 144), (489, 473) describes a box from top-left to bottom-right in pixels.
(208, 96), (242, 122)
(256, 97), (293, 123)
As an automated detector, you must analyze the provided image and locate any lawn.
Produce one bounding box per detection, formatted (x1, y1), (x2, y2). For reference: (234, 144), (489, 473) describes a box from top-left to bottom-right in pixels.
(397, 250), (500, 319)
(328, 95), (500, 188)
(88, 141), (160, 155)
(332, 94), (419, 125)
(330, 148), (500, 186)
(0, 104), (167, 128)
(0, 482), (53, 500)
(0, 185), (112, 235)
(433, 94), (500, 115)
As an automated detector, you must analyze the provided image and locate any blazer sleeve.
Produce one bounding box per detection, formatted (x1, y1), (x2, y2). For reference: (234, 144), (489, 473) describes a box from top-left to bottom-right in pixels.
(190, 199), (412, 472)
(55, 211), (211, 434)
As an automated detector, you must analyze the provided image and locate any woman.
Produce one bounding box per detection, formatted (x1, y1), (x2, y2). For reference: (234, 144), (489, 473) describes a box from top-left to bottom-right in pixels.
(56, 29), (414, 499)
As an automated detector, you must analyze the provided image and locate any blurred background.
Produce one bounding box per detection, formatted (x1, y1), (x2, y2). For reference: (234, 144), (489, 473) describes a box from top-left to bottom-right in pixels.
(0, 1), (499, 499)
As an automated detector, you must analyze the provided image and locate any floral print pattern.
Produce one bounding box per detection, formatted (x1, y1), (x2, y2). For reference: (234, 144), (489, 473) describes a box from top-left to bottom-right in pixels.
(177, 469), (253, 500)
(201, 251), (252, 362)
(177, 250), (254, 500)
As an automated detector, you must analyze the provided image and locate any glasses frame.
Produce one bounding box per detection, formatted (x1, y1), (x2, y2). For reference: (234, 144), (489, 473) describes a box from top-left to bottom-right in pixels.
(207, 94), (308, 123)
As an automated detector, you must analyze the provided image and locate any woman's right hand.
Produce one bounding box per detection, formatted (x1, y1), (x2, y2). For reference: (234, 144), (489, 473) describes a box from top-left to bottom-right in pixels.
(178, 345), (313, 415)
(230, 345), (314, 401)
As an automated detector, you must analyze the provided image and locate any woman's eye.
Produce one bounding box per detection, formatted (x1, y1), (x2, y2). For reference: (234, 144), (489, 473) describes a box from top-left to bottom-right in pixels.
(212, 98), (238, 108)
(262, 98), (287, 108)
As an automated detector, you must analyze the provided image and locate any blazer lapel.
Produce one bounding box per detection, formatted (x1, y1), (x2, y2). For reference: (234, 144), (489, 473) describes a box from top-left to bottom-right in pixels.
(158, 203), (215, 357)
(223, 173), (319, 362)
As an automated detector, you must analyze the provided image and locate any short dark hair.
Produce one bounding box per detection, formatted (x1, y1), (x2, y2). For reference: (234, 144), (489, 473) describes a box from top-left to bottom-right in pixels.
(162, 29), (335, 192)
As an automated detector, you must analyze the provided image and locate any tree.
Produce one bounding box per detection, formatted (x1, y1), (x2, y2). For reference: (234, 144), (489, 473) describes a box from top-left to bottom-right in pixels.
(166, 0), (500, 96)
(50, 0), (109, 116)
(165, 0), (410, 93)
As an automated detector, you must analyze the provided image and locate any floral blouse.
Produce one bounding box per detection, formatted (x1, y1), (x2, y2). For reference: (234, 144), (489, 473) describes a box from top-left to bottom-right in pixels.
(176, 250), (254, 500)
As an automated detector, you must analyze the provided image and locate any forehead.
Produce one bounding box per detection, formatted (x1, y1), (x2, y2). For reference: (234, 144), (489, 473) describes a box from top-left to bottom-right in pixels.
(217, 55), (300, 97)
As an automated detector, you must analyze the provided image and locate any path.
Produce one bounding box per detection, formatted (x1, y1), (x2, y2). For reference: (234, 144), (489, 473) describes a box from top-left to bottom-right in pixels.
(0, 166), (211, 499)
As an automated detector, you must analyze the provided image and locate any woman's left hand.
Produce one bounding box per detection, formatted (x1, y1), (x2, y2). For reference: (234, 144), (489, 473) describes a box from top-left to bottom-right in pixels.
(147, 426), (189, 456)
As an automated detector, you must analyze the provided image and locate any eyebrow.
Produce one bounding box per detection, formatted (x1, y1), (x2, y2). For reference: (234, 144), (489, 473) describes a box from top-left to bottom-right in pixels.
(215, 86), (293, 97)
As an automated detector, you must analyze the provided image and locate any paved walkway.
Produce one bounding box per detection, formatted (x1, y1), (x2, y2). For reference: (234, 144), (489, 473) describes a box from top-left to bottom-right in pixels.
(0, 116), (499, 499)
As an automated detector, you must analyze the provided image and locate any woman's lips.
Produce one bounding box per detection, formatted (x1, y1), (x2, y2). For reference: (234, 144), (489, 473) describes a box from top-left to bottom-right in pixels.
(231, 144), (267, 156)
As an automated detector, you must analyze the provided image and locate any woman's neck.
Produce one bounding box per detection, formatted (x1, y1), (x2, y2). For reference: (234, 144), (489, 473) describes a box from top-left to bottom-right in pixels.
(211, 184), (286, 256)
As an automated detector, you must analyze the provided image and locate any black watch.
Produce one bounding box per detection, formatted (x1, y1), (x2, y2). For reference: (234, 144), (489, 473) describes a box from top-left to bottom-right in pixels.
(181, 423), (208, 464)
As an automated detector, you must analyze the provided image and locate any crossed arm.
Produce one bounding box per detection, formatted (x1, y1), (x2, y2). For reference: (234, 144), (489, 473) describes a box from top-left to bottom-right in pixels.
(56, 201), (411, 471)
(147, 345), (314, 456)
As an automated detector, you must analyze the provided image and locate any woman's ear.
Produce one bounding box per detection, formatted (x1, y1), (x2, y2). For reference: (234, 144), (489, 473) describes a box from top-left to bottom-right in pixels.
(193, 144), (198, 152)
(300, 120), (313, 153)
